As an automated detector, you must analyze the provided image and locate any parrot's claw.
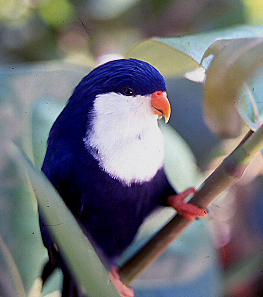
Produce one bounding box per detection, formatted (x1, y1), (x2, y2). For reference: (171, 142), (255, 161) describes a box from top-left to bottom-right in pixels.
(109, 267), (134, 297)
(167, 187), (207, 221)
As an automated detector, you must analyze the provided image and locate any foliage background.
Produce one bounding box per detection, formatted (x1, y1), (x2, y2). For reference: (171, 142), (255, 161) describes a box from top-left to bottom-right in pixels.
(1, 0), (263, 296)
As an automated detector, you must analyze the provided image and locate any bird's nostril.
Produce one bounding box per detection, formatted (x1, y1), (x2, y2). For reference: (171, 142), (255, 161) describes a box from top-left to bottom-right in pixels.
(151, 91), (163, 99)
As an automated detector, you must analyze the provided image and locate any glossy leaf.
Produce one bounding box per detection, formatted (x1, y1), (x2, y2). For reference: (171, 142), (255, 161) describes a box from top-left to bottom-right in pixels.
(0, 63), (95, 296)
(126, 25), (263, 77)
(237, 68), (263, 131)
(10, 144), (119, 297)
(0, 78), (45, 296)
(0, 233), (25, 297)
(203, 38), (263, 137)
(127, 38), (200, 77)
(32, 99), (65, 168)
(117, 123), (202, 264)
(0, 62), (88, 160)
(115, 123), (219, 297)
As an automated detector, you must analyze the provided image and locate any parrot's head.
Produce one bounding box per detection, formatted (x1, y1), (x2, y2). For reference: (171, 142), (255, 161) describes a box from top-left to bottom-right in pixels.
(72, 58), (170, 124)
(62, 58), (171, 184)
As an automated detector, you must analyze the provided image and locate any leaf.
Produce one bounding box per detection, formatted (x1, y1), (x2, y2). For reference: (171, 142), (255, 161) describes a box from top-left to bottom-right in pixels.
(0, 62), (99, 295)
(203, 37), (263, 137)
(32, 99), (65, 168)
(0, 62), (89, 160)
(162, 123), (201, 191)
(10, 144), (119, 297)
(127, 39), (200, 77)
(0, 78), (46, 294)
(0, 233), (25, 297)
(116, 123), (202, 265)
(237, 68), (263, 131)
(126, 25), (263, 77)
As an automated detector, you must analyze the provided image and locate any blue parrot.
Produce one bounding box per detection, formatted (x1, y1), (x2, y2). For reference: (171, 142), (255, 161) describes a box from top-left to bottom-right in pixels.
(39, 58), (206, 296)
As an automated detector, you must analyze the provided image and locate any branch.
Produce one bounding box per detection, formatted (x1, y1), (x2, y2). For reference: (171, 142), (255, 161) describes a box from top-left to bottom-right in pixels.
(118, 125), (263, 285)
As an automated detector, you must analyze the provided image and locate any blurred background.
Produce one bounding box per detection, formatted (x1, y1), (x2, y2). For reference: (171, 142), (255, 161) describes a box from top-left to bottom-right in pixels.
(1, 0), (263, 296)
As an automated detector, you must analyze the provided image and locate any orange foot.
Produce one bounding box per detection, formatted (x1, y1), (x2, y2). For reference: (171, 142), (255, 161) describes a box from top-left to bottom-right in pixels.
(167, 187), (207, 221)
(109, 267), (134, 297)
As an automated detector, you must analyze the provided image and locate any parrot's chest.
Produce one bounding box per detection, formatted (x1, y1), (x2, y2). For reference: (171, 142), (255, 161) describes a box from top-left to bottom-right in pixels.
(81, 166), (171, 259)
(85, 124), (164, 185)
(83, 92), (165, 185)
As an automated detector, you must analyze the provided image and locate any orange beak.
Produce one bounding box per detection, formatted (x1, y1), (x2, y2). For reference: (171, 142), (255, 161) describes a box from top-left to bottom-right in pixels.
(150, 91), (171, 123)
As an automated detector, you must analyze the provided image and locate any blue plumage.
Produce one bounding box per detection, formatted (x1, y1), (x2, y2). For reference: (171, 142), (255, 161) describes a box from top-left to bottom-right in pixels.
(73, 58), (166, 98)
(39, 58), (176, 295)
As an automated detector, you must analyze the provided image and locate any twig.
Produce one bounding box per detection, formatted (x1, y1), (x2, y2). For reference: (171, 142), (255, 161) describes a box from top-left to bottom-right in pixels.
(118, 126), (263, 284)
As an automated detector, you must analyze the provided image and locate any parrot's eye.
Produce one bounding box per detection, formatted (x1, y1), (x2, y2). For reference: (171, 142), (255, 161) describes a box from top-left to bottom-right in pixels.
(120, 87), (135, 96)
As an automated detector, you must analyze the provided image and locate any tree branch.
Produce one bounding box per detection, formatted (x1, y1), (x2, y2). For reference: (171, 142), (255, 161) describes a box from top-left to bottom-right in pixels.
(118, 126), (263, 284)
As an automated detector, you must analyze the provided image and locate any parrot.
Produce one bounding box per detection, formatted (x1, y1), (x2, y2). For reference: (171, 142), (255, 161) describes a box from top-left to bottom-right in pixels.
(39, 58), (206, 297)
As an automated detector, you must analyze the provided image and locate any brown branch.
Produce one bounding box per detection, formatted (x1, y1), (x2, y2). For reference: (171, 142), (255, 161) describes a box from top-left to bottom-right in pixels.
(118, 127), (263, 284)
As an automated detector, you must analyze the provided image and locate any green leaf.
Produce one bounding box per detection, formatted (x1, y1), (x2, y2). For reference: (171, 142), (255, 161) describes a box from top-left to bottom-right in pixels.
(9, 144), (119, 297)
(127, 39), (200, 77)
(117, 123), (201, 265)
(126, 25), (263, 77)
(203, 38), (263, 137)
(0, 62), (102, 296)
(32, 99), (65, 168)
(237, 68), (263, 131)
(0, 62), (89, 160)
(0, 233), (25, 297)
(162, 123), (201, 191)
(0, 78), (46, 295)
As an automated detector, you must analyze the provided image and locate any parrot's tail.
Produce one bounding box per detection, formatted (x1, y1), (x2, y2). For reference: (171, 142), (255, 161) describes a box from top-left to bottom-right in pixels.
(40, 243), (82, 297)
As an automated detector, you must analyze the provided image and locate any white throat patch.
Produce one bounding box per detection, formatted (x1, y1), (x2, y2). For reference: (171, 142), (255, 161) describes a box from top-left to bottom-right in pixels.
(83, 92), (164, 185)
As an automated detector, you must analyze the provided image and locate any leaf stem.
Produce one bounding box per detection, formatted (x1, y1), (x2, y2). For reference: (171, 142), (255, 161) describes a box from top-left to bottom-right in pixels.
(118, 125), (263, 284)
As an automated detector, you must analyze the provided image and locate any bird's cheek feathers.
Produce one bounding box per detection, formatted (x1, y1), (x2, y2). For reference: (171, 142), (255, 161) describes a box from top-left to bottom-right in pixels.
(92, 91), (171, 124)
